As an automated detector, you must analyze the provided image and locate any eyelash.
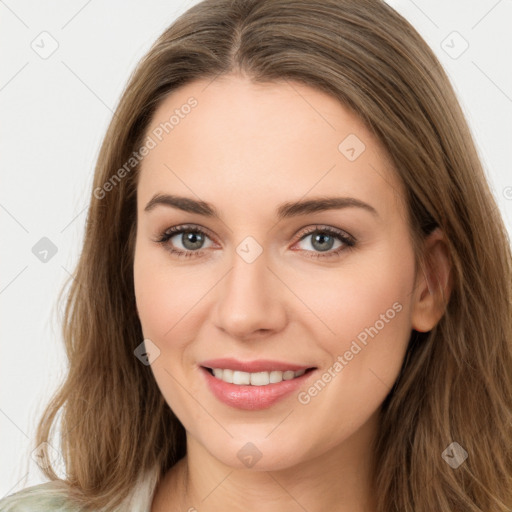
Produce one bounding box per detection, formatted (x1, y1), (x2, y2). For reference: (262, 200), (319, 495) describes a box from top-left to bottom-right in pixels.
(154, 224), (356, 260)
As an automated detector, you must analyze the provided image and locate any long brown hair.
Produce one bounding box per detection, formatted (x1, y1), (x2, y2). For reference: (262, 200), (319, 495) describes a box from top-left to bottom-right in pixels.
(8, 0), (512, 510)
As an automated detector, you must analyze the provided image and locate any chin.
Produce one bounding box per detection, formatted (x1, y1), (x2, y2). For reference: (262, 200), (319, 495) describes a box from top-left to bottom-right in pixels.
(202, 434), (309, 472)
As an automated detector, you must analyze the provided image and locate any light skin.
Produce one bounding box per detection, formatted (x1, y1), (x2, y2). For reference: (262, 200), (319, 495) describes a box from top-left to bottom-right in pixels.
(133, 74), (451, 512)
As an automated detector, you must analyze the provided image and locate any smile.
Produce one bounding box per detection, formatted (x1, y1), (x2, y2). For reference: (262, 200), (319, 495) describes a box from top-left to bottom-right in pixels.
(199, 360), (317, 410)
(205, 367), (309, 386)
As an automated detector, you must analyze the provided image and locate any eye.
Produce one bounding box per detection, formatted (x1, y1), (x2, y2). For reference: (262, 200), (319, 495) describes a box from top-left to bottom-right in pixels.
(155, 224), (215, 258)
(292, 225), (356, 259)
(154, 224), (356, 260)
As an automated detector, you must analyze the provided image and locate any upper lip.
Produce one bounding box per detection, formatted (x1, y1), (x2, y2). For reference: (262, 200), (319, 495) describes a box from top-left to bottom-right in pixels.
(200, 358), (315, 373)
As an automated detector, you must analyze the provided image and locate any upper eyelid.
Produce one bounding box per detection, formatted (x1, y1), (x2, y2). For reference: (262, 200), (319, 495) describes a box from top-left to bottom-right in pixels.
(295, 225), (353, 240)
(163, 223), (216, 241)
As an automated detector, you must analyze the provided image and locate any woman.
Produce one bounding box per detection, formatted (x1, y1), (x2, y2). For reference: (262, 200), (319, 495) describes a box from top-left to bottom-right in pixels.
(1, 0), (511, 510)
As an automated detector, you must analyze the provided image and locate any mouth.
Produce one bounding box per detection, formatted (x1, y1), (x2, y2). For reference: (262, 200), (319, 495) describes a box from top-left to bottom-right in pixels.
(198, 359), (318, 410)
(202, 366), (316, 386)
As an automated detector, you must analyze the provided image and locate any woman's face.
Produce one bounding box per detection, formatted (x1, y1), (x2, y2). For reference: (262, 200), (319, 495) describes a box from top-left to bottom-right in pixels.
(133, 74), (425, 471)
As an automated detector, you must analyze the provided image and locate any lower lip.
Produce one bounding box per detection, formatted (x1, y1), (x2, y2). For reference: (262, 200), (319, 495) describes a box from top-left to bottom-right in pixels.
(200, 366), (316, 410)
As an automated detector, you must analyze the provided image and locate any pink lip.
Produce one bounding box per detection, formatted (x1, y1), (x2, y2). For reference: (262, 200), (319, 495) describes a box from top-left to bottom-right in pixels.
(199, 362), (317, 411)
(200, 357), (312, 373)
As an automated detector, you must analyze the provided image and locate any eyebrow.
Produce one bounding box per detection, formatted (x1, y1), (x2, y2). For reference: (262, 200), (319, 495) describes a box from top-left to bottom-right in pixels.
(144, 194), (378, 219)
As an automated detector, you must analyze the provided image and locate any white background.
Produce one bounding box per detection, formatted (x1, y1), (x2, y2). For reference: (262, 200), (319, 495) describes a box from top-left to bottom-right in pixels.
(1, 0), (511, 498)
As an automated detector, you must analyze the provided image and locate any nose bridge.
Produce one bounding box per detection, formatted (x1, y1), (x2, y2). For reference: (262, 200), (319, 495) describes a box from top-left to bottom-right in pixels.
(213, 235), (287, 338)
(231, 236), (269, 292)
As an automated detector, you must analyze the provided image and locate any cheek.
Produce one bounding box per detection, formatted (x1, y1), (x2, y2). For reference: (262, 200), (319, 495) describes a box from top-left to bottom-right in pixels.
(297, 240), (416, 372)
(134, 244), (180, 350)
(133, 243), (205, 341)
(291, 246), (415, 446)
(133, 262), (171, 340)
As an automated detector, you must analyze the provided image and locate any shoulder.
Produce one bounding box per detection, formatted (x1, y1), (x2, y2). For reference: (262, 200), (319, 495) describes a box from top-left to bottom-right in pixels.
(0, 482), (83, 512)
(0, 466), (161, 512)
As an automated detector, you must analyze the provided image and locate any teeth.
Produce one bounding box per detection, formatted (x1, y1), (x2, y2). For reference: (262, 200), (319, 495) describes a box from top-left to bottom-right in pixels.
(233, 370), (250, 385)
(222, 369), (233, 383)
(210, 368), (307, 386)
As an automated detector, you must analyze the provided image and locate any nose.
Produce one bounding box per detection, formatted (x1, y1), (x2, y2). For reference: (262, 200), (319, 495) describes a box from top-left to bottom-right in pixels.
(212, 246), (288, 341)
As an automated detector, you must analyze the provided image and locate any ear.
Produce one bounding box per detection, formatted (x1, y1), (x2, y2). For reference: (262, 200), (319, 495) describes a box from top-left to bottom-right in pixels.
(411, 228), (453, 333)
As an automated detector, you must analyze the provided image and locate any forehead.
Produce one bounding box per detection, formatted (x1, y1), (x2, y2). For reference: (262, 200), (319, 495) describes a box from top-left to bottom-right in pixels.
(137, 75), (404, 221)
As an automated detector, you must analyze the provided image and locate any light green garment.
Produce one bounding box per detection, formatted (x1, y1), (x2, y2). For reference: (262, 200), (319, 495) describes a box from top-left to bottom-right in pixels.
(0, 468), (160, 512)
(0, 482), (82, 512)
